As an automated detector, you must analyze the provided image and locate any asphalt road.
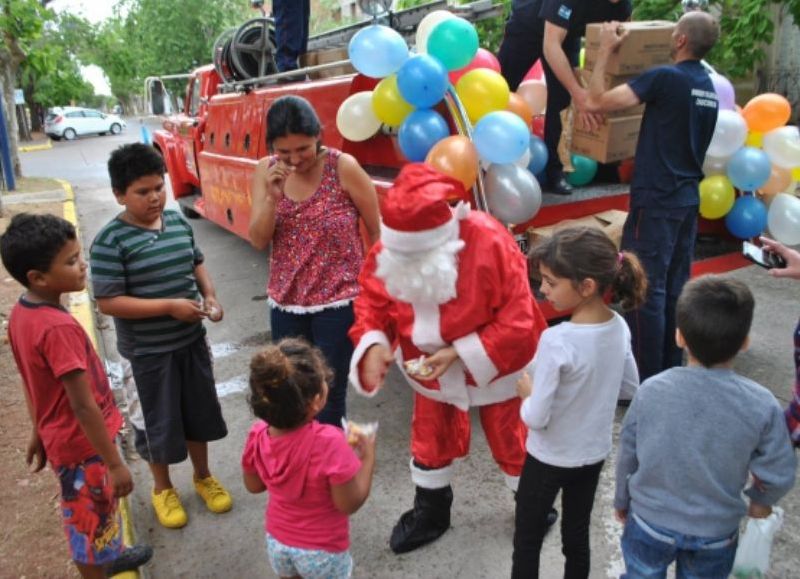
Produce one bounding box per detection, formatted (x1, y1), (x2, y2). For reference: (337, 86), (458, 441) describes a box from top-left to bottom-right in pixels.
(20, 125), (800, 578)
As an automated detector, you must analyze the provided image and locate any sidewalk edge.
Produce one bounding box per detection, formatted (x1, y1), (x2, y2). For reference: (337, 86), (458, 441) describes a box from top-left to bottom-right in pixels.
(20, 140), (53, 153)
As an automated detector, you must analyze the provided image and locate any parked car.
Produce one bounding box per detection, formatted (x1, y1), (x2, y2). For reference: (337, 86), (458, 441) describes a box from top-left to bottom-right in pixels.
(44, 107), (126, 140)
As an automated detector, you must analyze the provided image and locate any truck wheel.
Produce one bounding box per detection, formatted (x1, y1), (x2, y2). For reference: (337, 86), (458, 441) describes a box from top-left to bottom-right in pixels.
(63, 128), (77, 140)
(180, 205), (201, 219)
(110, 123), (122, 135)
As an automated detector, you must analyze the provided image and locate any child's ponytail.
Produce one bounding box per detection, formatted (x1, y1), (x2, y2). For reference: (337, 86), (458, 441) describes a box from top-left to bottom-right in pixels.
(612, 251), (648, 311)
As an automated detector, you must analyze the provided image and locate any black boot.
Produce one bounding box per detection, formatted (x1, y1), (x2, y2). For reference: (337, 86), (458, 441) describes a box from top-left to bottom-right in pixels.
(389, 485), (453, 554)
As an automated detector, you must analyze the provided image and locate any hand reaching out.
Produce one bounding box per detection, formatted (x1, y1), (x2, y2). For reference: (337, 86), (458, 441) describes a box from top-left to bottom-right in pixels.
(760, 236), (800, 280)
(517, 371), (533, 399)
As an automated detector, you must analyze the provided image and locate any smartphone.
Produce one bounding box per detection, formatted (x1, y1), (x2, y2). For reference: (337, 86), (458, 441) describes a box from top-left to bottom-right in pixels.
(742, 241), (787, 269)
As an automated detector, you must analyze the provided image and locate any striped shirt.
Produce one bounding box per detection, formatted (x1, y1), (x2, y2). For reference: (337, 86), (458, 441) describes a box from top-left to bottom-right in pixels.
(90, 209), (205, 357)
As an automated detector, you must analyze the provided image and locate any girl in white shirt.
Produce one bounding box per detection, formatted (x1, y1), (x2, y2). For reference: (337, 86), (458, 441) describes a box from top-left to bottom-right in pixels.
(511, 226), (648, 579)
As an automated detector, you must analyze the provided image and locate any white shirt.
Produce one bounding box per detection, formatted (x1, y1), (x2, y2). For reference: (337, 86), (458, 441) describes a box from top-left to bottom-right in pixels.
(521, 312), (639, 467)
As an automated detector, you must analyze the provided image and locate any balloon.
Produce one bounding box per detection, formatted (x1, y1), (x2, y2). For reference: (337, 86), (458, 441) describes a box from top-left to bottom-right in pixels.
(706, 110), (748, 158)
(579, 47), (585, 69)
(517, 80), (548, 116)
(348, 25), (409, 78)
(793, 167), (800, 182)
(532, 115), (545, 139)
(426, 17), (479, 71)
(473, 111), (530, 165)
(709, 73), (735, 111)
(522, 59), (544, 83)
(336, 91), (381, 142)
(565, 154), (598, 187)
(760, 165), (793, 195)
(762, 126), (800, 169)
(726, 147), (772, 191)
(767, 193), (800, 245)
(515, 148), (532, 168)
(742, 93), (792, 133)
(396, 54), (449, 108)
(455, 68), (510, 123)
(618, 158), (635, 183)
(449, 48), (501, 85)
(398, 109), (450, 162)
(699, 175), (735, 219)
(372, 75), (414, 127)
(415, 10), (456, 53)
(507, 92), (533, 126)
(745, 132), (763, 148)
(725, 196), (768, 239)
(527, 135), (549, 175)
(702, 154), (729, 176)
(484, 164), (543, 224)
(425, 135), (479, 191)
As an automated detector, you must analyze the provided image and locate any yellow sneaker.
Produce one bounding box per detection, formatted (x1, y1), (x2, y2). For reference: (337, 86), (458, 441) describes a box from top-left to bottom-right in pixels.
(151, 488), (188, 529)
(194, 475), (232, 514)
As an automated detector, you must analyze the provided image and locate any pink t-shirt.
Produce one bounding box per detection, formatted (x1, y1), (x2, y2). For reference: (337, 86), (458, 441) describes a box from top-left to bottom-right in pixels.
(241, 420), (361, 552)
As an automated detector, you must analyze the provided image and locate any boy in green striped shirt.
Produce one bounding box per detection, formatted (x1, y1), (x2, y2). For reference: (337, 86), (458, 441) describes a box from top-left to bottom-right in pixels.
(90, 143), (231, 530)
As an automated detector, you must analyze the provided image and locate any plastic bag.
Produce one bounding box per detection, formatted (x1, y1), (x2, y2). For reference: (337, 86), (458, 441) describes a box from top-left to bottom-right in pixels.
(732, 507), (784, 578)
(341, 418), (379, 447)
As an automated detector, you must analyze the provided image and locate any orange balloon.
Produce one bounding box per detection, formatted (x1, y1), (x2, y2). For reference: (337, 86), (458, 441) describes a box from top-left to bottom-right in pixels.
(516, 80), (547, 116)
(425, 135), (479, 194)
(507, 92), (533, 126)
(741, 93), (791, 133)
(760, 165), (793, 195)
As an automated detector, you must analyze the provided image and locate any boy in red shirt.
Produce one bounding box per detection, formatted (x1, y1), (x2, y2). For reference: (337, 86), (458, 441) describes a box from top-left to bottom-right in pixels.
(1, 213), (152, 579)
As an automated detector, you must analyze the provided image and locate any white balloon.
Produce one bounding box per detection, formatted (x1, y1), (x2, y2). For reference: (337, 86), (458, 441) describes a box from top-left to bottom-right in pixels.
(336, 92), (381, 142)
(702, 154), (729, 176)
(484, 163), (542, 224)
(415, 10), (456, 53)
(515, 148), (532, 168)
(762, 126), (800, 169)
(706, 110), (748, 158)
(767, 193), (800, 245)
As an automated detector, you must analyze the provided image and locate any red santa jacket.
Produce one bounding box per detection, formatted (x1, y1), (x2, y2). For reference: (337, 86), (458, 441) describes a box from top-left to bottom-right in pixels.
(348, 209), (547, 411)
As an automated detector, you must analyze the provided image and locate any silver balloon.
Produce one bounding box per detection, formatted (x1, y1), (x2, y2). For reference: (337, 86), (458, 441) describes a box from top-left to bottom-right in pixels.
(767, 193), (800, 245)
(484, 163), (542, 225)
(702, 154), (729, 177)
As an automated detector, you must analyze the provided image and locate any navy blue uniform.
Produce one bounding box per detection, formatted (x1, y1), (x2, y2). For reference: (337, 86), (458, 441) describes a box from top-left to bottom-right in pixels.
(273, 0), (310, 72)
(498, 0), (631, 186)
(622, 61), (719, 381)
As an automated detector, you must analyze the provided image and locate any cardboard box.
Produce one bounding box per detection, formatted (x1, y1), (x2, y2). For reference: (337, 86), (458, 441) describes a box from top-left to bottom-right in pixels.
(584, 20), (675, 75)
(301, 47), (355, 79)
(577, 69), (645, 118)
(527, 209), (629, 250)
(571, 112), (642, 164)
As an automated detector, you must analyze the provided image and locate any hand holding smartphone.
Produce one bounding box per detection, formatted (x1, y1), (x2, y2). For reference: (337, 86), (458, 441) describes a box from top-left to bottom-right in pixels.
(742, 241), (788, 269)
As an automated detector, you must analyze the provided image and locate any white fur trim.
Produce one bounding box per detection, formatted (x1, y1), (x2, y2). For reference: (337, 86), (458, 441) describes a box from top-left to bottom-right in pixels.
(380, 213), (458, 253)
(504, 473), (520, 492)
(348, 330), (392, 397)
(410, 302), (445, 353)
(410, 458), (453, 489)
(452, 332), (499, 387)
(453, 201), (470, 220)
(268, 297), (353, 314)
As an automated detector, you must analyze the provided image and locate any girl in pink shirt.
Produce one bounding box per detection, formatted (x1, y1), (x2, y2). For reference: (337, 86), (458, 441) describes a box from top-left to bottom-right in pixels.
(241, 338), (376, 579)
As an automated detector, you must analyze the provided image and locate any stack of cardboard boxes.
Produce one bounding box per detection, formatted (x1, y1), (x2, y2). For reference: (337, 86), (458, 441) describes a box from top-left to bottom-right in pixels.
(571, 21), (675, 163)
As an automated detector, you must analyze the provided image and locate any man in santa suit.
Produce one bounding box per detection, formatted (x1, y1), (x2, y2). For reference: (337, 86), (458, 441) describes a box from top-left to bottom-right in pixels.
(349, 163), (549, 554)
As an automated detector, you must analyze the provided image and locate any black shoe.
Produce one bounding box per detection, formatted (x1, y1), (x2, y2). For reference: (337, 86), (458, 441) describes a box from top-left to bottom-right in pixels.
(545, 177), (574, 196)
(389, 486), (453, 554)
(546, 507), (559, 527)
(107, 544), (153, 575)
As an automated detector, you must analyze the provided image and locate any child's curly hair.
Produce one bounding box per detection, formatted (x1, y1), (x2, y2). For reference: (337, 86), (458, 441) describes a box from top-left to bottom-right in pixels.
(248, 338), (333, 429)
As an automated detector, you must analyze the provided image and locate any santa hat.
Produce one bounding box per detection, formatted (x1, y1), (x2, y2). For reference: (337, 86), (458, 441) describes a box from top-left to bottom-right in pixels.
(380, 163), (468, 253)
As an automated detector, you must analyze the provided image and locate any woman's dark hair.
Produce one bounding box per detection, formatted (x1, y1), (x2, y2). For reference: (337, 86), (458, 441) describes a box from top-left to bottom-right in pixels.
(265, 95), (322, 150)
(529, 226), (648, 311)
(248, 338), (332, 429)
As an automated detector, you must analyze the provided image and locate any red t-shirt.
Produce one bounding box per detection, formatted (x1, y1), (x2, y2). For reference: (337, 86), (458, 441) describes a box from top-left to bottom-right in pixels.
(8, 298), (122, 467)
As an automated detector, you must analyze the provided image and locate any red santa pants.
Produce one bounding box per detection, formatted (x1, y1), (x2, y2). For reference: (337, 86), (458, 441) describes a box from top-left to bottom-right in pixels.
(410, 392), (526, 477)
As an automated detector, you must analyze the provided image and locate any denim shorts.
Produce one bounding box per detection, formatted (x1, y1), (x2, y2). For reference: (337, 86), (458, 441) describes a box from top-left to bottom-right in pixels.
(266, 533), (353, 579)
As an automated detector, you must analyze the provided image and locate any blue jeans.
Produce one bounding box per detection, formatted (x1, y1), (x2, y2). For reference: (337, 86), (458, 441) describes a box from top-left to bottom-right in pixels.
(622, 206), (697, 382)
(621, 513), (738, 579)
(273, 0), (310, 71)
(270, 304), (354, 427)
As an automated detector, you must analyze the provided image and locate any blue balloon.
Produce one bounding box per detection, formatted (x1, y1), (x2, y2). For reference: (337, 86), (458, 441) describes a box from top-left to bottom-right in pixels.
(726, 146), (772, 192)
(725, 195), (768, 239)
(396, 54), (449, 108)
(473, 111), (530, 165)
(348, 25), (409, 78)
(527, 135), (548, 175)
(398, 109), (450, 162)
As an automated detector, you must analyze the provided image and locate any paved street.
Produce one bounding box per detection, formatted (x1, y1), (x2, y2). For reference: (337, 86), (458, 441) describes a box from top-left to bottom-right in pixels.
(20, 127), (800, 578)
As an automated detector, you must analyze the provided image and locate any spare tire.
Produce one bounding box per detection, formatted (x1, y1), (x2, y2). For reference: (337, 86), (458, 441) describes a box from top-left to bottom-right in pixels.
(229, 18), (278, 81)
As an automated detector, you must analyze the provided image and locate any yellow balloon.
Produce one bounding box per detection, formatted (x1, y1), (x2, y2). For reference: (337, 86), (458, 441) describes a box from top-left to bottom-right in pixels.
(455, 68), (510, 124)
(699, 175), (735, 219)
(793, 167), (800, 182)
(372, 75), (414, 127)
(745, 132), (763, 148)
(579, 47), (586, 69)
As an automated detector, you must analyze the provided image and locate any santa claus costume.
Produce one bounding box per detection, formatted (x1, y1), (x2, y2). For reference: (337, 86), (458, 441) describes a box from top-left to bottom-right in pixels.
(348, 164), (548, 553)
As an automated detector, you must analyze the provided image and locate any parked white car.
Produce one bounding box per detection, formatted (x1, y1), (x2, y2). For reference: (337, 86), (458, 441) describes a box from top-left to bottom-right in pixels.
(44, 107), (126, 140)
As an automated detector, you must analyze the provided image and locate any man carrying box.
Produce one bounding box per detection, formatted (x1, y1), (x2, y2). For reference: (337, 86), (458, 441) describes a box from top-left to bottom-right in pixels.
(584, 11), (720, 382)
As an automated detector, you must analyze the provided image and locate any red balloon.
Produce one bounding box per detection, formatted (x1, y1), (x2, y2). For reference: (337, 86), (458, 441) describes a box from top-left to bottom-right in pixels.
(618, 158), (635, 184)
(532, 114), (545, 139)
(522, 59), (545, 83)
(448, 48), (501, 85)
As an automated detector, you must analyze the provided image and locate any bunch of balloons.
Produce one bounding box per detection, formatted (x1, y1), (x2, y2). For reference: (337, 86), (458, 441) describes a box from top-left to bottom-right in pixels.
(340, 10), (548, 225)
(699, 87), (800, 244)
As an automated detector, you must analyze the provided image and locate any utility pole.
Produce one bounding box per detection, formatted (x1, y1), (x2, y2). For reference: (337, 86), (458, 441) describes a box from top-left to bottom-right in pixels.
(0, 77), (15, 205)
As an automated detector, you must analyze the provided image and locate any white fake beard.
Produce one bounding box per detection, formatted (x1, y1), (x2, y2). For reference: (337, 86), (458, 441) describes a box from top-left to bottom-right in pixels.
(376, 239), (465, 305)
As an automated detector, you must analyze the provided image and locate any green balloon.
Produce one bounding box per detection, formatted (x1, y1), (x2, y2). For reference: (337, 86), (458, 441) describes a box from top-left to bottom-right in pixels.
(566, 154), (598, 186)
(426, 17), (479, 71)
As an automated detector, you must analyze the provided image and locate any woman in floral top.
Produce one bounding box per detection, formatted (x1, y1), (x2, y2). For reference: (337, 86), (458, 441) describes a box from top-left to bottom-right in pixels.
(249, 95), (379, 427)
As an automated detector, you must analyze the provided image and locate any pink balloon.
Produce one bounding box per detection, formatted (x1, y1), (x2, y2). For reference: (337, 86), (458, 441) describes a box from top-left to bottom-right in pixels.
(517, 80), (548, 116)
(522, 59), (545, 83)
(449, 48), (501, 85)
(710, 73), (736, 111)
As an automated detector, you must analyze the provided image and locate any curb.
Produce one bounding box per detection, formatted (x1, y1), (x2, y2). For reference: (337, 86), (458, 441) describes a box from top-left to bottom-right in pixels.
(20, 139), (53, 153)
(58, 179), (142, 579)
